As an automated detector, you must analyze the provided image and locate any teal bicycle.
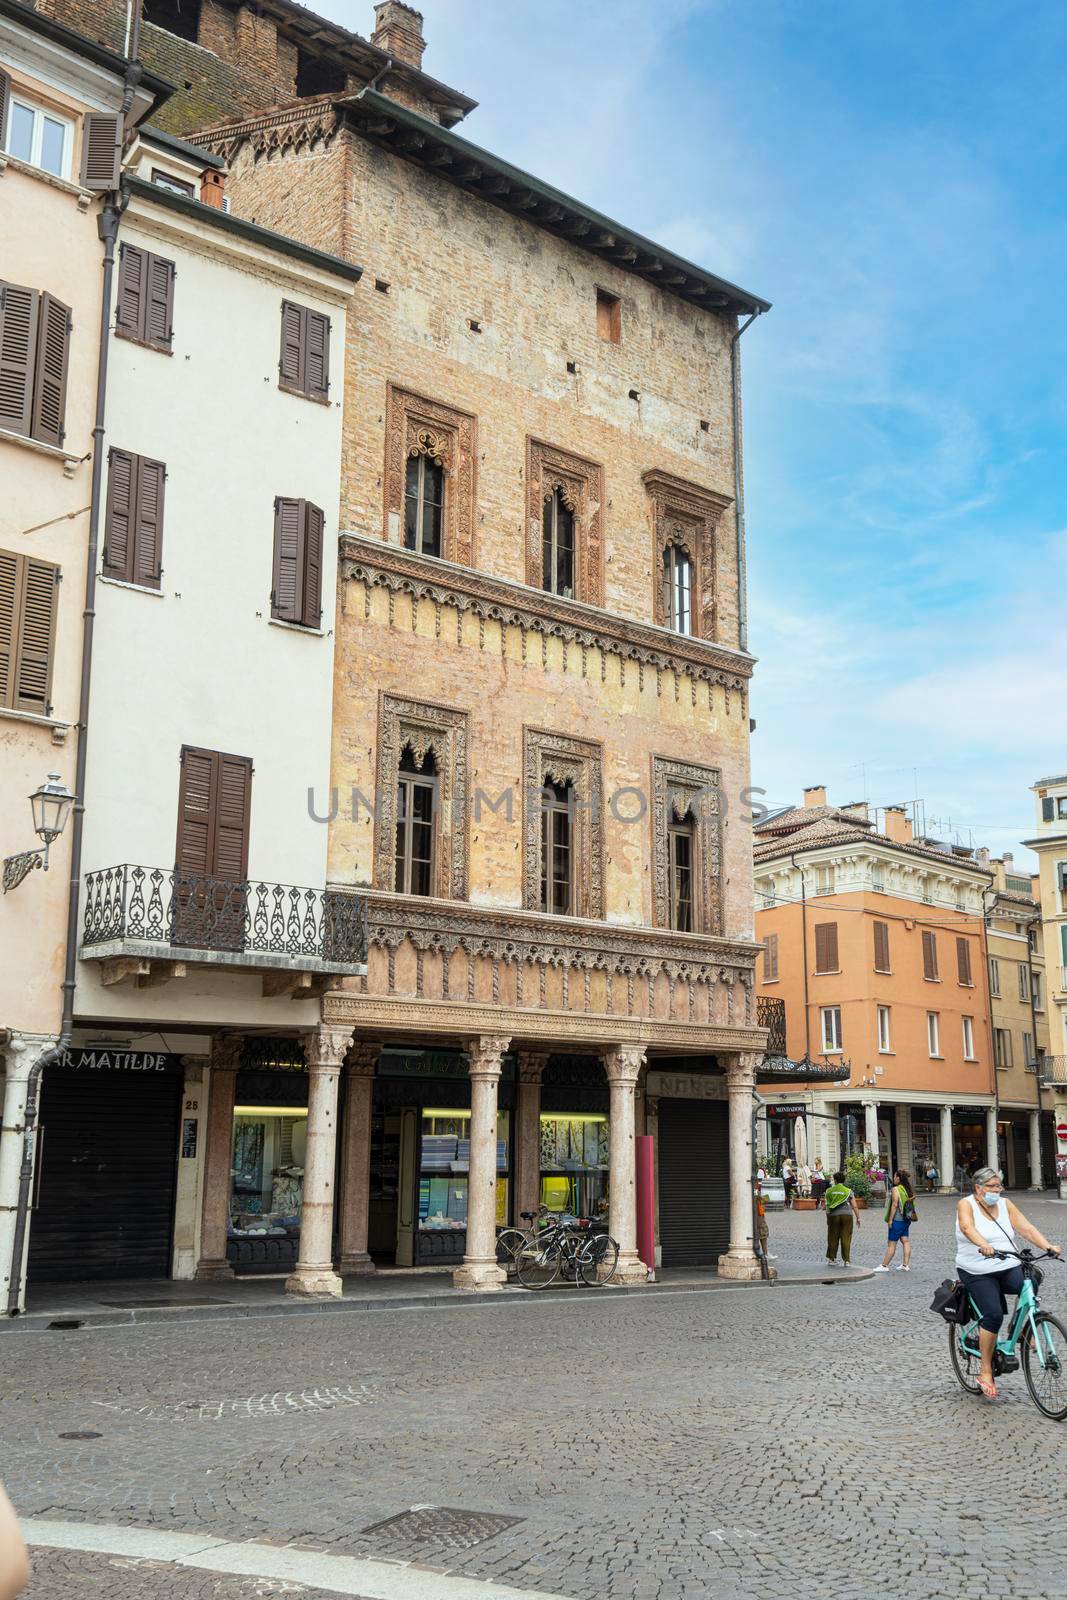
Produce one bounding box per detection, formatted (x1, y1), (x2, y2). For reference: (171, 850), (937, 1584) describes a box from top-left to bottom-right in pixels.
(949, 1247), (1066, 1419)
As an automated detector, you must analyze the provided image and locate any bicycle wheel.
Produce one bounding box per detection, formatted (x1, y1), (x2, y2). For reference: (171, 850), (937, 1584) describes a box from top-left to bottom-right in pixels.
(578, 1232), (620, 1286)
(948, 1324), (983, 1395)
(1022, 1313), (1067, 1421)
(495, 1229), (527, 1278)
(515, 1237), (562, 1290)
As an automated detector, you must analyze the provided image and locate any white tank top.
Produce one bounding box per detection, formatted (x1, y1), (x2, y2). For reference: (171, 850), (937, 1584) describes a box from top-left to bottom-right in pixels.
(955, 1195), (1014, 1275)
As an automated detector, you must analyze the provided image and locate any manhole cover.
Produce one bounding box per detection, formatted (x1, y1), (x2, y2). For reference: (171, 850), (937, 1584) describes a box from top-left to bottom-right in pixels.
(58, 1431), (102, 1441)
(361, 1506), (523, 1552)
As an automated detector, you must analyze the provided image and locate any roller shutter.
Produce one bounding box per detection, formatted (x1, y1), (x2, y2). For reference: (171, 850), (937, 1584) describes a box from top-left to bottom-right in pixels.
(657, 1097), (730, 1268)
(27, 1065), (181, 1282)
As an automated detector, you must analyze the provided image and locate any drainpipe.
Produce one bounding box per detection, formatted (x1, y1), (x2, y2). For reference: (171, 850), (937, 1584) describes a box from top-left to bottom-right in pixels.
(730, 310), (761, 656)
(979, 886), (1000, 1181)
(5, 172), (126, 1316)
(1025, 914), (1043, 1180)
(791, 852), (812, 1061)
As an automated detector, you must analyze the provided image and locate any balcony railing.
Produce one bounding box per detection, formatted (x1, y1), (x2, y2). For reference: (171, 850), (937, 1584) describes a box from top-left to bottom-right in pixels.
(753, 993), (850, 1082)
(757, 995), (787, 1055)
(82, 865), (368, 971)
(1040, 1055), (1067, 1087)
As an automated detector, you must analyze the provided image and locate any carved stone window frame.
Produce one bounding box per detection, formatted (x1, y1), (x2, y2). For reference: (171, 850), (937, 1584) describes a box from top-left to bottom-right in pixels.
(385, 385), (477, 566)
(375, 692), (470, 899)
(643, 469), (732, 642)
(651, 755), (724, 934)
(523, 727), (604, 919)
(527, 438), (605, 606)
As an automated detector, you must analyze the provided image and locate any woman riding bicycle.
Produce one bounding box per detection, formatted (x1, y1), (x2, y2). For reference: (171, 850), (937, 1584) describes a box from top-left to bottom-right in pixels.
(955, 1165), (1061, 1399)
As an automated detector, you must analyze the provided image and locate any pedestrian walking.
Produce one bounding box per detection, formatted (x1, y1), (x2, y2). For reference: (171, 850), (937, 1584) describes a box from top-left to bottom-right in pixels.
(0, 1483), (29, 1599)
(873, 1168), (917, 1273)
(824, 1170), (862, 1266)
(925, 1160), (939, 1194)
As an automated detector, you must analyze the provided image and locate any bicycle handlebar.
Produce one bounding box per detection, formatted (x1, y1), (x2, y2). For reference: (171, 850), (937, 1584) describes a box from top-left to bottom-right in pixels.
(992, 1247), (1062, 1262)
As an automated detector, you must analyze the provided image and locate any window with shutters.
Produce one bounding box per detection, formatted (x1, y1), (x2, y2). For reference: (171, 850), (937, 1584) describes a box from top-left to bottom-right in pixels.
(763, 931), (779, 982)
(922, 929), (939, 981)
(0, 549), (60, 716)
(395, 746), (437, 896)
(1018, 962), (1030, 1001)
(278, 301), (330, 402)
(174, 745), (252, 951)
(271, 498), (324, 628)
(993, 1027), (1012, 1069)
(821, 1005), (842, 1053)
(814, 921), (839, 974)
(989, 955), (1000, 997)
(3, 93), (73, 179)
(956, 936), (973, 987)
(103, 449), (165, 589)
(0, 281), (72, 448)
(873, 919), (891, 973)
(1033, 970), (1043, 1011)
(80, 112), (122, 191)
(927, 1011), (941, 1058)
(115, 243), (175, 352)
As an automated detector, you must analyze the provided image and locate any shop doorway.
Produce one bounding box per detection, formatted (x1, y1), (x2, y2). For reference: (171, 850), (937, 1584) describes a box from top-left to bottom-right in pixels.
(657, 1097), (729, 1267)
(28, 1062), (182, 1281)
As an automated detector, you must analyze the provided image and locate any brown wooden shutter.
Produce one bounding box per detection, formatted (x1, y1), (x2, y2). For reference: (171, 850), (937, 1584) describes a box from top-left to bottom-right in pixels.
(14, 556), (60, 715)
(279, 301), (304, 389)
(175, 746), (217, 878)
(956, 936), (972, 985)
(0, 68), (9, 148)
(103, 448), (134, 580)
(116, 244), (147, 338)
(873, 919), (890, 972)
(305, 310), (329, 400)
(0, 548), (18, 708)
(80, 111), (122, 191)
(146, 254), (174, 349)
(0, 282), (39, 435)
(30, 292), (71, 448)
(922, 929), (938, 980)
(814, 921), (838, 974)
(763, 932), (778, 981)
(302, 500), (324, 626)
(272, 497), (303, 621)
(133, 456), (166, 589)
(214, 754), (253, 883)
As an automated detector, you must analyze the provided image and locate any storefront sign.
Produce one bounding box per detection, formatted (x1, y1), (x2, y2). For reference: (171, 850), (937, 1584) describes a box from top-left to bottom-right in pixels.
(59, 1048), (183, 1073)
(646, 1070), (727, 1101)
(766, 1102), (807, 1117)
(379, 1051), (514, 1080)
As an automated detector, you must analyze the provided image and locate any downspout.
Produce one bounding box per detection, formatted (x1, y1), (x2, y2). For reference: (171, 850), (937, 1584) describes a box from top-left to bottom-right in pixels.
(1025, 913), (1043, 1177)
(5, 132), (130, 1316)
(791, 853), (812, 1061)
(730, 309), (761, 656)
(979, 886), (1000, 1180)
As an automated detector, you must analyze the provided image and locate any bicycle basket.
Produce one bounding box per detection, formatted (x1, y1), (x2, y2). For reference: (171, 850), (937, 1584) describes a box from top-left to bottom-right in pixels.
(930, 1279), (970, 1325)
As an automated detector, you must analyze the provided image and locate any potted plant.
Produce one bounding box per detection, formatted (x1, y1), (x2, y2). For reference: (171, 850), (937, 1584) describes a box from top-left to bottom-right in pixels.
(843, 1152), (873, 1209)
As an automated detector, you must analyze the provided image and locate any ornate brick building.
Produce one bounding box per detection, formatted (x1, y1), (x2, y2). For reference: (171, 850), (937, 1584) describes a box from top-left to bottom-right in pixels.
(32, 0), (773, 1289)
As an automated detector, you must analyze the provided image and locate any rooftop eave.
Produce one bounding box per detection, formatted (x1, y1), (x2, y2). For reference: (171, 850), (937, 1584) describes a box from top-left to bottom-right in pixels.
(341, 89), (771, 318)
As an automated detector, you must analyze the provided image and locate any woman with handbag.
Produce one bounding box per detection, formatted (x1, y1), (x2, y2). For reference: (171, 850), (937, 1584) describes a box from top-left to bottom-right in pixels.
(874, 1168), (916, 1273)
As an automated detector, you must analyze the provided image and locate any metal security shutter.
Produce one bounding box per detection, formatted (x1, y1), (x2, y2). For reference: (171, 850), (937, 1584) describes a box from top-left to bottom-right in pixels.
(28, 1065), (181, 1281)
(657, 1097), (730, 1268)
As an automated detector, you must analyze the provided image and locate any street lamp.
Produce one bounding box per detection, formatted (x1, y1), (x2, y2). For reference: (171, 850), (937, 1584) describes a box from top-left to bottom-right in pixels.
(3, 772), (76, 893)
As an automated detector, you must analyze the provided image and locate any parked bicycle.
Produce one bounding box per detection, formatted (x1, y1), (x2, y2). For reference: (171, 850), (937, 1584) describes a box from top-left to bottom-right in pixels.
(949, 1247), (1066, 1419)
(497, 1208), (619, 1289)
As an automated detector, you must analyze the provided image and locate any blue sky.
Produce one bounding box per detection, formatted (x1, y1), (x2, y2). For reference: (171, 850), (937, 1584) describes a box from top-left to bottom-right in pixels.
(330, 0), (1066, 864)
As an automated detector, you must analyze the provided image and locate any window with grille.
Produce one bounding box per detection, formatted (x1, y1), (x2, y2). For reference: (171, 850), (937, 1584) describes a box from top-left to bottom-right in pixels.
(395, 746), (437, 896)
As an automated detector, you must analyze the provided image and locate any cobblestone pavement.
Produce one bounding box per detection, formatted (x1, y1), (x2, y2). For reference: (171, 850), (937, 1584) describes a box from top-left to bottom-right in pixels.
(4, 1195), (1067, 1600)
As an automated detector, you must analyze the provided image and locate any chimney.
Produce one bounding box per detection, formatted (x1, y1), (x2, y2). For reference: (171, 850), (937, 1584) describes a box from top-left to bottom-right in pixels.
(975, 846), (991, 869)
(371, 1), (426, 70)
(841, 800), (870, 823)
(803, 785), (826, 808)
(883, 805), (913, 844)
(200, 170), (226, 209)
(1003, 851), (1014, 868)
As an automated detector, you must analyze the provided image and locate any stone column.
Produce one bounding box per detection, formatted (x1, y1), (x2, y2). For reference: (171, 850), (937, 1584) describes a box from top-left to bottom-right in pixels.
(286, 1023), (351, 1299)
(0, 1034), (56, 1316)
(195, 1034), (242, 1281)
(454, 1035), (510, 1291)
(1028, 1109), (1044, 1191)
(939, 1104), (956, 1195)
(513, 1052), (548, 1224)
(337, 1041), (379, 1276)
(986, 1105), (999, 1176)
(718, 1052), (761, 1281)
(603, 1045), (649, 1285)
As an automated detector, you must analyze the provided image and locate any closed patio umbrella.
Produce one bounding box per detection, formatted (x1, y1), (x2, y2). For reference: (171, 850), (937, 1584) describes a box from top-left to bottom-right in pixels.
(793, 1113), (808, 1168)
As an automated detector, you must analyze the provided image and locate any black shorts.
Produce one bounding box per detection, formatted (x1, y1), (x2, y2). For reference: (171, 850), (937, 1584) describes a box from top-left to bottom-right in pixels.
(958, 1265), (1025, 1333)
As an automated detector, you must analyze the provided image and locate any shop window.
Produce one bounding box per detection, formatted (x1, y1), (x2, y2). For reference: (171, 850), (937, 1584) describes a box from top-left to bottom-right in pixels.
(228, 1101), (307, 1255)
(418, 1108), (509, 1242)
(142, 0), (200, 43)
(540, 779), (575, 915)
(395, 745), (437, 895)
(539, 1113), (609, 1219)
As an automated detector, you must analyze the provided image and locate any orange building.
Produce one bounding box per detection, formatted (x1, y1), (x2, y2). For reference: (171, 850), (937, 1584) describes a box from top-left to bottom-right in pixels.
(753, 788), (997, 1190)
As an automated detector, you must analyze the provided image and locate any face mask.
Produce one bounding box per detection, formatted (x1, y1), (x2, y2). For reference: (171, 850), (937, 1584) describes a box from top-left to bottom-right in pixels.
(982, 1189), (1001, 1207)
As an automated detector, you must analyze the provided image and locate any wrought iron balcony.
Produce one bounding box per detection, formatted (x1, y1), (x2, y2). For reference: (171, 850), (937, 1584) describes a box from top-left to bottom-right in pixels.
(757, 995), (787, 1055)
(754, 993), (850, 1082)
(1040, 1055), (1067, 1087)
(80, 865), (368, 991)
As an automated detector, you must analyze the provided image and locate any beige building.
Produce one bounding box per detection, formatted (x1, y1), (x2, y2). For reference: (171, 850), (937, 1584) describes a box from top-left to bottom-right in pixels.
(1025, 775), (1067, 1198)
(979, 850), (1050, 1188)
(0, 0), (164, 1311)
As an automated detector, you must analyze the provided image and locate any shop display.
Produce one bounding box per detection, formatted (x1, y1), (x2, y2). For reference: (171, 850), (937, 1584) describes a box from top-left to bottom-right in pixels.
(228, 1107), (307, 1246)
(416, 1111), (510, 1251)
(539, 1114), (609, 1217)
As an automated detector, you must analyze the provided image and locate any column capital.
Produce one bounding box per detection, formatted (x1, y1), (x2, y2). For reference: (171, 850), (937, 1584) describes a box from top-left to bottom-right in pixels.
(465, 1035), (511, 1080)
(724, 1051), (760, 1090)
(180, 1056), (206, 1080)
(603, 1045), (646, 1086)
(515, 1050), (550, 1085)
(344, 1039), (380, 1078)
(305, 1023), (353, 1074)
(209, 1033), (243, 1073)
